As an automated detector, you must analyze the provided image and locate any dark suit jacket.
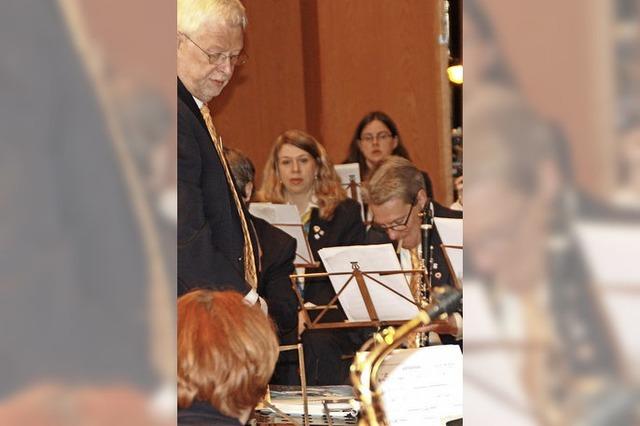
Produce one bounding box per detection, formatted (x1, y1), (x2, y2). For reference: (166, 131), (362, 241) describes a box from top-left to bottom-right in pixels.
(252, 216), (298, 339)
(178, 402), (242, 426)
(177, 79), (258, 296)
(303, 198), (367, 321)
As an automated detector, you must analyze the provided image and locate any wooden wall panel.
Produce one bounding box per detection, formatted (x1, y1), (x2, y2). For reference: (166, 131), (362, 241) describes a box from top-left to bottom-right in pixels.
(212, 0), (308, 186)
(310, 0), (450, 201)
(211, 0), (450, 200)
(478, 0), (616, 196)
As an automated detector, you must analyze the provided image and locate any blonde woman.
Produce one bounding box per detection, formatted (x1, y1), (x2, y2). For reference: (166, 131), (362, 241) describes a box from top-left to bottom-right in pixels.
(258, 129), (366, 385)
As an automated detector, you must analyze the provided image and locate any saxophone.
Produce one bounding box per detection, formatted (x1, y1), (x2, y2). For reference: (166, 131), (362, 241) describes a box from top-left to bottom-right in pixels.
(350, 287), (462, 426)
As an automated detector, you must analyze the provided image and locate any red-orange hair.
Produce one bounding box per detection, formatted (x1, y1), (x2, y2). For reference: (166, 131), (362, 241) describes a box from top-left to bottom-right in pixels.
(177, 290), (279, 418)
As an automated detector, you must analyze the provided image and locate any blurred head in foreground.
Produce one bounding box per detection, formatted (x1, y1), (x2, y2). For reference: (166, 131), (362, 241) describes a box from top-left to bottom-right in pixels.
(178, 290), (278, 424)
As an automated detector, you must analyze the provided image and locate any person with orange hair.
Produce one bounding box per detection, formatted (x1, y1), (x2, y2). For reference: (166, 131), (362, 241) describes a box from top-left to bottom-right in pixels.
(177, 290), (279, 425)
(257, 129), (367, 385)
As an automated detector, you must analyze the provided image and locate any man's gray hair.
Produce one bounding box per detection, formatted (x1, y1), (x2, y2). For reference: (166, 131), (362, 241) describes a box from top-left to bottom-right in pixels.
(363, 156), (425, 206)
(177, 0), (247, 35)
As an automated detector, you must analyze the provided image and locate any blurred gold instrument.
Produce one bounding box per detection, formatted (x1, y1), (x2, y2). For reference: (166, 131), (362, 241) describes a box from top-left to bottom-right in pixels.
(350, 287), (462, 426)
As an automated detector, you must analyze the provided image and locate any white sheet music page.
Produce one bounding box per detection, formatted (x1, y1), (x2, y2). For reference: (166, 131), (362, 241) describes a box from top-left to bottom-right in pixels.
(334, 163), (364, 219)
(433, 217), (463, 246)
(249, 202), (314, 265)
(317, 244), (419, 321)
(249, 202), (301, 224)
(375, 345), (463, 426)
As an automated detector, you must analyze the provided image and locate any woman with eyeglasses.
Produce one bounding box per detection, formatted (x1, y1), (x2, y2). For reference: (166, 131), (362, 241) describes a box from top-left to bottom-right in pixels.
(344, 111), (434, 200)
(257, 129), (368, 386)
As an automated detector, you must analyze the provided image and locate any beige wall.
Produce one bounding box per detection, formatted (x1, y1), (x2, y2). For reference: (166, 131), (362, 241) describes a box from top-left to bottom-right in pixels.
(479, 0), (616, 196)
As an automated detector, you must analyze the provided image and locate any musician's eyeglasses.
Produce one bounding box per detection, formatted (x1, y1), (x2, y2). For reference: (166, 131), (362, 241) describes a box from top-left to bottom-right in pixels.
(371, 200), (416, 232)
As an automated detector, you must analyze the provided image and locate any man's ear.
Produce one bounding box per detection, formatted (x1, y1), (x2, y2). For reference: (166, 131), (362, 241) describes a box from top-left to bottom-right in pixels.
(415, 188), (428, 210)
(244, 182), (254, 202)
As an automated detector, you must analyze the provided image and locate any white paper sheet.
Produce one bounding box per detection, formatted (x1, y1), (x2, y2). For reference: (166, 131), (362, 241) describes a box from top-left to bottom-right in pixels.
(574, 220), (640, 285)
(317, 244), (419, 321)
(434, 217), (463, 247)
(249, 202), (315, 265)
(250, 202), (301, 224)
(443, 246), (463, 281)
(334, 163), (364, 219)
(375, 345), (463, 426)
(574, 220), (640, 377)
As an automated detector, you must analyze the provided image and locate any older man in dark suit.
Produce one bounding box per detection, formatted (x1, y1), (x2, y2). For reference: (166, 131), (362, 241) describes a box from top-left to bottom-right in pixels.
(177, 0), (262, 307)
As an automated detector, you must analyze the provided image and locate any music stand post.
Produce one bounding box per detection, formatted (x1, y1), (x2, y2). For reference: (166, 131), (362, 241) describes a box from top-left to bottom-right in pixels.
(291, 262), (428, 332)
(288, 261), (433, 424)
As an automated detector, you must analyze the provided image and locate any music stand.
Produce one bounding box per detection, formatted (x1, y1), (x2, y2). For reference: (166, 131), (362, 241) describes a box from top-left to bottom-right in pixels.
(292, 262), (428, 331)
(271, 222), (319, 269)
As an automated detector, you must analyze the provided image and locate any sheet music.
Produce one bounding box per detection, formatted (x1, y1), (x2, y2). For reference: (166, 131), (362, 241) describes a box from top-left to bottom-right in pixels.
(249, 202), (301, 224)
(574, 220), (640, 285)
(574, 220), (640, 376)
(463, 280), (537, 425)
(334, 163), (364, 219)
(317, 244), (419, 321)
(249, 202), (315, 265)
(375, 345), (463, 426)
(443, 246), (463, 281)
(434, 217), (463, 246)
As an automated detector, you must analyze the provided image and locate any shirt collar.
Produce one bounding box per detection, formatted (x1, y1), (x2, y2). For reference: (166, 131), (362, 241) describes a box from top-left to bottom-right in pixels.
(192, 95), (204, 110)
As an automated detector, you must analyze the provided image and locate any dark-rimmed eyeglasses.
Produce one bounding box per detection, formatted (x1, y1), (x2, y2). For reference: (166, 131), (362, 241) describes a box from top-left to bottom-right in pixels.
(181, 32), (248, 67)
(371, 200), (416, 232)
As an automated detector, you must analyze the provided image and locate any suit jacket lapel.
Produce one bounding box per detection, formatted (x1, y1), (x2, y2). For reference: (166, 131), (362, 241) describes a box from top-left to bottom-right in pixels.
(178, 78), (208, 131)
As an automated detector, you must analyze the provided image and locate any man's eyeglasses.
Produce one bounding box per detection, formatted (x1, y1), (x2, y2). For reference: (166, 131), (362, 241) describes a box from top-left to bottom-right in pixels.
(371, 201), (415, 232)
(360, 132), (393, 144)
(181, 32), (248, 67)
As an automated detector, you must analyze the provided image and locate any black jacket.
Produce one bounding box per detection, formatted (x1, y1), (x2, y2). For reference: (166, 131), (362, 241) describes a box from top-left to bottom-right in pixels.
(177, 79), (259, 296)
(178, 402), (242, 426)
(253, 215), (298, 339)
(303, 198), (366, 321)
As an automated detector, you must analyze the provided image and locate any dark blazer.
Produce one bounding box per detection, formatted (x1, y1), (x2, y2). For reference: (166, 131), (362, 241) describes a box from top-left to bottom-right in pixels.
(252, 215), (298, 339)
(178, 402), (242, 426)
(366, 201), (462, 287)
(303, 198), (366, 321)
(177, 79), (258, 296)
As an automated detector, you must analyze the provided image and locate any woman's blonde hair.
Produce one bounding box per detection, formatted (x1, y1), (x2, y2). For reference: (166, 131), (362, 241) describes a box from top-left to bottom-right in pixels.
(257, 129), (346, 220)
(177, 290), (278, 418)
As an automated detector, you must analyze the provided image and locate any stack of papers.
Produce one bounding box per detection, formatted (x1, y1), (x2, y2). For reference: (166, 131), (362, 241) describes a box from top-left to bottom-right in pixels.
(258, 385), (358, 418)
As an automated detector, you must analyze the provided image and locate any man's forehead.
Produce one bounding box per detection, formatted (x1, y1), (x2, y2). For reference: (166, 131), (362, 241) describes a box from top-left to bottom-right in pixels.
(197, 21), (244, 49)
(370, 197), (409, 221)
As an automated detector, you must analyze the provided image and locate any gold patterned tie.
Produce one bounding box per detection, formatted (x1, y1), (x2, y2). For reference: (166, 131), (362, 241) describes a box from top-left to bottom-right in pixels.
(406, 247), (424, 348)
(200, 104), (257, 289)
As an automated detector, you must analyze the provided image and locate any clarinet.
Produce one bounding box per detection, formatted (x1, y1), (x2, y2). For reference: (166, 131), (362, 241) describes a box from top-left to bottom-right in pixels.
(421, 200), (434, 291)
(418, 201), (435, 347)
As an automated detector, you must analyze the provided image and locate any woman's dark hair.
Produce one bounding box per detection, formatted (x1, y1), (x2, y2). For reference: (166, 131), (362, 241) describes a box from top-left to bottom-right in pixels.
(344, 111), (411, 179)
